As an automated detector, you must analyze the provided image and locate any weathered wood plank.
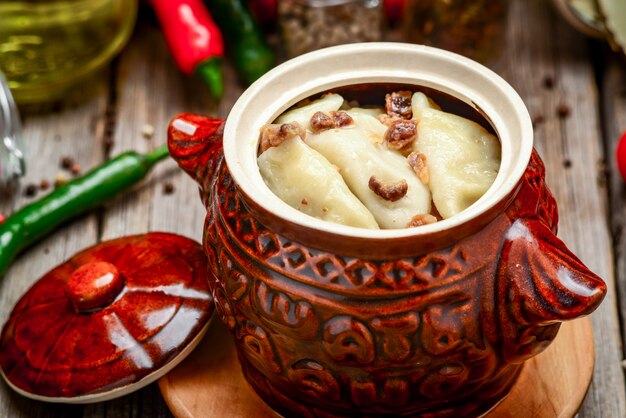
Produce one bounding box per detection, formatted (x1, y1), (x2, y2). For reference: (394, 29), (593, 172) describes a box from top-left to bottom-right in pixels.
(82, 19), (243, 418)
(0, 75), (109, 416)
(99, 21), (236, 243)
(494, 0), (626, 416)
(600, 34), (626, 394)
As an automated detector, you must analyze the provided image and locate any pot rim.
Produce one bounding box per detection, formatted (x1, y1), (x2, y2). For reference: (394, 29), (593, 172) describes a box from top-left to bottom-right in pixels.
(223, 43), (533, 250)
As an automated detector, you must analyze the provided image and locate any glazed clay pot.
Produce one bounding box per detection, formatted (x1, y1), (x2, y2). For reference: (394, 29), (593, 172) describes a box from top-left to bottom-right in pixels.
(167, 44), (606, 417)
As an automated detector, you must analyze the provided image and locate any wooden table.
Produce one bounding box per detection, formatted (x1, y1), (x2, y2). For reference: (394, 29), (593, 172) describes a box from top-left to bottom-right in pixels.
(1, 1), (625, 416)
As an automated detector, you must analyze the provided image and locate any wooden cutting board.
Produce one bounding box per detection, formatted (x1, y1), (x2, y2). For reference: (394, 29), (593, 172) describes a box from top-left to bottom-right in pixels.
(159, 317), (594, 418)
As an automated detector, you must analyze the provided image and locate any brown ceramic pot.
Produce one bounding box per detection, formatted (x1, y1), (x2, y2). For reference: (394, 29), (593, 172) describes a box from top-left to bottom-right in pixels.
(167, 44), (606, 417)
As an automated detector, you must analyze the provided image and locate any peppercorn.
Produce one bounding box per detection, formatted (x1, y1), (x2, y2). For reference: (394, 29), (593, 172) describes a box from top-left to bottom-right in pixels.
(60, 156), (75, 170)
(163, 182), (175, 195)
(54, 172), (70, 188)
(142, 124), (155, 139)
(557, 104), (571, 119)
(23, 184), (38, 198)
(543, 76), (555, 89)
(70, 164), (82, 175)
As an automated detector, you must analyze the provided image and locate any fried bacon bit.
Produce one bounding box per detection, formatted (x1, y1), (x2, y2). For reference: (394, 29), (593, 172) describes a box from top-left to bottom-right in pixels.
(259, 122), (306, 152)
(310, 111), (335, 133)
(368, 176), (408, 201)
(407, 151), (429, 184)
(301, 198), (308, 206)
(406, 214), (438, 228)
(332, 111), (354, 127)
(385, 91), (413, 119)
(376, 114), (403, 127)
(385, 120), (417, 150)
(310, 111), (354, 133)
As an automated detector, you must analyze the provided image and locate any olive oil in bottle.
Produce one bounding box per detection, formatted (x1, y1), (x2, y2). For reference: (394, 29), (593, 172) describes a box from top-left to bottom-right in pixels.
(0, 0), (137, 104)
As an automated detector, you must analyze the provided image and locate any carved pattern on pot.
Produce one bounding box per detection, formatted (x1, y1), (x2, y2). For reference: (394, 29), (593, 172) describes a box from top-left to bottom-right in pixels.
(510, 151), (559, 231)
(207, 209), (505, 414)
(212, 285), (237, 331)
(205, 152), (601, 415)
(252, 281), (319, 339)
(209, 149), (600, 416)
(350, 377), (412, 408)
(322, 316), (375, 364)
(287, 359), (341, 402)
(236, 320), (282, 374)
(370, 312), (419, 363)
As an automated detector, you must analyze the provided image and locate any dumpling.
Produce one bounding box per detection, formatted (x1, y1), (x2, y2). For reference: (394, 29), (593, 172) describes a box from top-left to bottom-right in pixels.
(411, 92), (501, 219)
(306, 122), (432, 229)
(346, 107), (385, 119)
(345, 111), (387, 140)
(258, 135), (379, 229)
(276, 93), (344, 131)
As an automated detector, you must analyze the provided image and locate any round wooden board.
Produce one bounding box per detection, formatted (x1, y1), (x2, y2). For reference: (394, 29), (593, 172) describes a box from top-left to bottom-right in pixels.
(159, 317), (594, 418)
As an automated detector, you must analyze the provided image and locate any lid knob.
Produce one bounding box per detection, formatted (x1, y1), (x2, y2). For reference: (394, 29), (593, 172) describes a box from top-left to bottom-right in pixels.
(66, 261), (125, 313)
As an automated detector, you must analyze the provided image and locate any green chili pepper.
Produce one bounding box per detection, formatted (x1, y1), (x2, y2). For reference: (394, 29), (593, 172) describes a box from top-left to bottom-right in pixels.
(0, 146), (169, 278)
(206, 0), (275, 85)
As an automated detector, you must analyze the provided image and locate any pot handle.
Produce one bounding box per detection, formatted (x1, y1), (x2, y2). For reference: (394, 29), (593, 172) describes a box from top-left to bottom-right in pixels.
(501, 218), (606, 320)
(496, 217), (606, 361)
(167, 113), (225, 187)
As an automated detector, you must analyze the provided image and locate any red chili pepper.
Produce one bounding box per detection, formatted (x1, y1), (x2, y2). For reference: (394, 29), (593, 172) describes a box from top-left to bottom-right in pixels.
(616, 130), (626, 181)
(151, 0), (225, 99)
(0, 213), (5, 225)
(384, 0), (406, 23)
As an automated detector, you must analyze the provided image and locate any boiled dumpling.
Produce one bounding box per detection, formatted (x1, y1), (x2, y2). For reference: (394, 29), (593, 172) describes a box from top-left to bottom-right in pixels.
(258, 135), (379, 229)
(276, 94), (344, 131)
(345, 111), (388, 140)
(346, 107), (385, 119)
(307, 121), (432, 229)
(259, 90), (500, 230)
(411, 92), (500, 219)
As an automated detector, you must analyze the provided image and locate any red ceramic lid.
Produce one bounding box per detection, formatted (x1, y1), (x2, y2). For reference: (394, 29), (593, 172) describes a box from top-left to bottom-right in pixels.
(0, 232), (214, 403)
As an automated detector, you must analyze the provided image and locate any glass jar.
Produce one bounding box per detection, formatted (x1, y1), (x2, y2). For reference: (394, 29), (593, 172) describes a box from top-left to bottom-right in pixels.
(0, 71), (25, 187)
(402, 0), (508, 64)
(278, 0), (384, 58)
(0, 0), (138, 104)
